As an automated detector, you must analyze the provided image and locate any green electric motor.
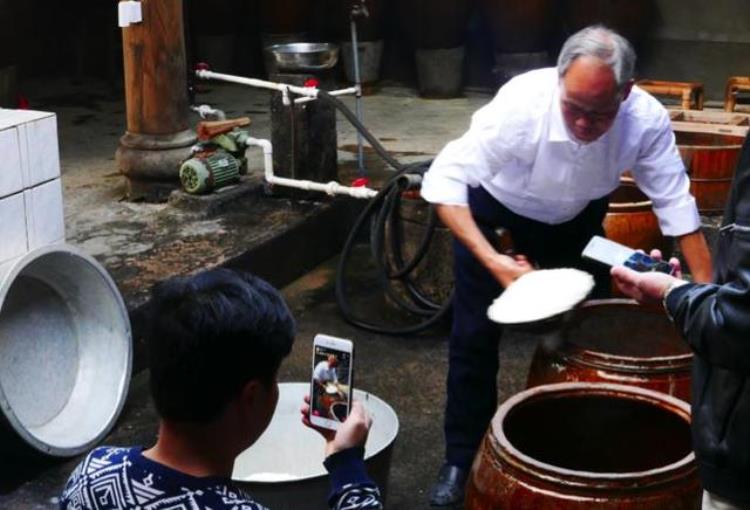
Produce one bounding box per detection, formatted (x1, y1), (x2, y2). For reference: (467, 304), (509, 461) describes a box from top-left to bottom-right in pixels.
(179, 151), (241, 194)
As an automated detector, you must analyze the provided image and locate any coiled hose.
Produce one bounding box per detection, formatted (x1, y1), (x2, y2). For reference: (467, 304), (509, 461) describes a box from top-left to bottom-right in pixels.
(316, 90), (453, 335)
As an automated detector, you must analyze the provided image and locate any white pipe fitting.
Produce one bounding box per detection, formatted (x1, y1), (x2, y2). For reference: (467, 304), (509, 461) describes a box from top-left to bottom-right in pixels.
(244, 137), (378, 200)
(191, 104), (226, 120)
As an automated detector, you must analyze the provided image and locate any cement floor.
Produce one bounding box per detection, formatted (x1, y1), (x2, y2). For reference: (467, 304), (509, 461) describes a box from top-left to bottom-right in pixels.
(1, 78), (543, 509)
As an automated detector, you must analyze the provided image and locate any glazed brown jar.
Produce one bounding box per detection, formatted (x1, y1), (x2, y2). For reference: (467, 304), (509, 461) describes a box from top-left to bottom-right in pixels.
(466, 383), (700, 509)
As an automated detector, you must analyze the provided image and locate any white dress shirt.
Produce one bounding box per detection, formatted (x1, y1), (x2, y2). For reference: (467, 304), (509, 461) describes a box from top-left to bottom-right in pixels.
(313, 360), (338, 383)
(421, 67), (700, 236)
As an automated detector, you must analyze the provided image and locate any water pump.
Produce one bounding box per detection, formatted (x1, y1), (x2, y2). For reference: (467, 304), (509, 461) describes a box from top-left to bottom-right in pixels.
(179, 117), (251, 194)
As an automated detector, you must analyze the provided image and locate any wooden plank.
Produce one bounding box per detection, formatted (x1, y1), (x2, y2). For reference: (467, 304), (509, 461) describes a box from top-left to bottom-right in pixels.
(671, 121), (749, 137)
(669, 109), (750, 125)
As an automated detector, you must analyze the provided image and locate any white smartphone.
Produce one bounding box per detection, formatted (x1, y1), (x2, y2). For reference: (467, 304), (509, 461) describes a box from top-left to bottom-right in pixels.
(309, 334), (354, 431)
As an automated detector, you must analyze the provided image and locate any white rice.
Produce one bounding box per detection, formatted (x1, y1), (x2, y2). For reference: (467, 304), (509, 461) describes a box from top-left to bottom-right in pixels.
(487, 268), (595, 324)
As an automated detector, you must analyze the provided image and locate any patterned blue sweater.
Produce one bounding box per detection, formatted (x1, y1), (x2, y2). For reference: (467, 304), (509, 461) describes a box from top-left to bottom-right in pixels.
(60, 446), (382, 509)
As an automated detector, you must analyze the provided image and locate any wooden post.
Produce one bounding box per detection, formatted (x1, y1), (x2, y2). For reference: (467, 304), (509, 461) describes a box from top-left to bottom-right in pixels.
(116, 0), (196, 201)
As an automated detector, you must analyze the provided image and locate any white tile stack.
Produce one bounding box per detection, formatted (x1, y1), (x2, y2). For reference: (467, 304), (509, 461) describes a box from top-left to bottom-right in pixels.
(0, 109), (64, 266)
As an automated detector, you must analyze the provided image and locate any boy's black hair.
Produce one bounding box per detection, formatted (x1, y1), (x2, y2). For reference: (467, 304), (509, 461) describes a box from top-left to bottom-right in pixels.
(146, 268), (296, 423)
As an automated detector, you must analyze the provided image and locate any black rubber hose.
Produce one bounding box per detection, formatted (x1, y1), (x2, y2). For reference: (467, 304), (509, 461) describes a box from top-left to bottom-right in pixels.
(337, 172), (454, 334)
(369, 184), (437, 317)
(384, 193), (443, 311)
(316, 94), (452, 334)
(316, 90), (404, 171)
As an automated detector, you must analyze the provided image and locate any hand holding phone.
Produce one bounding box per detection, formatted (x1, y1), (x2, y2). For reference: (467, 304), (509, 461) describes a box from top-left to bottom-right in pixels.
(301, 397), (372, 457)
(582, 236), (676, 275)
(309, 334), (354, 431)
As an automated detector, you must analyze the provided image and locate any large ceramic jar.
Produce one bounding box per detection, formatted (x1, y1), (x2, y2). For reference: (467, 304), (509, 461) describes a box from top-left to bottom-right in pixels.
(466, 383), (700, 509)
(526, 299), (693, 402)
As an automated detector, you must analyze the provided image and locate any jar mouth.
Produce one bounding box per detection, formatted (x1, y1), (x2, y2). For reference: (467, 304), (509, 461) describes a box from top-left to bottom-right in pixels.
(561, 348), (693, 374)
(561, 299), (693, 363)
(494, 383), (695, 488)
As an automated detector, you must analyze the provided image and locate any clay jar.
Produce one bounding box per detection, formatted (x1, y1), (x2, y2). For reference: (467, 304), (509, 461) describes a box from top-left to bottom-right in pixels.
(526, 299), (693, 402)
(465, 383), (700, 509)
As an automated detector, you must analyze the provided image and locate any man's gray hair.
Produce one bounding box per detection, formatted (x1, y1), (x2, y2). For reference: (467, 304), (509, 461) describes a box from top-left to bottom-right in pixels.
(557, 25), (636, 90)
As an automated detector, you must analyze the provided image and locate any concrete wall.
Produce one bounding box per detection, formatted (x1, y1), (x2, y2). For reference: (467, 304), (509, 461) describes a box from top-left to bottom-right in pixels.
(641, 0), (750, 101)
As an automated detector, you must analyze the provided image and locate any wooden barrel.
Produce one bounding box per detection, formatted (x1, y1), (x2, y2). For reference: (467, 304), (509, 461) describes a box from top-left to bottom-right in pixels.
(604, 178), (671, 254)
(676, 131), (745, 215)
(398, 0), (470, 50)
(259, 0), (312, 35)
(561, 0), (656, 50)
(466, 383), (700, 509)
(480, 0), (554, 53)
(398, 0), (471, 97)
(526, 299), (693, 402)
(479, 0), (556, 85)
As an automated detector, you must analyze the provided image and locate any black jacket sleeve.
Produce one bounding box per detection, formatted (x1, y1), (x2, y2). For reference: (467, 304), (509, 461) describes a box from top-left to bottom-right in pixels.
(665, 132), (750, 374)
(666, 270), (750, 374)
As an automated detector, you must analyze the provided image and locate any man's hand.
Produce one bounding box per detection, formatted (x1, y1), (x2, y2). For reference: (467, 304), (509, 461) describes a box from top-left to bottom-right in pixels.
(486, 252), (534, 287)
(435, 204), (534, 288)
(611, 250), (686, 304)
(301, 396), (372, 457)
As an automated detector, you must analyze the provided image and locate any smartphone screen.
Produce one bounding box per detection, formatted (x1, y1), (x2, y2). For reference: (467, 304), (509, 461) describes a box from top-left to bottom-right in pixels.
(310, 334), (353, 430)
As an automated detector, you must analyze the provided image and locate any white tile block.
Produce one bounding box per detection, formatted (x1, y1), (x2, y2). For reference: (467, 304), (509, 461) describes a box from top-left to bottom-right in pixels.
(23, 115), (61, 187)
(0, 109), (54, 131)
(0, 192), (29, 264)
(0, 109), (60, 190)
(0, 126), (23, 198)
(24, 178), (65, 250)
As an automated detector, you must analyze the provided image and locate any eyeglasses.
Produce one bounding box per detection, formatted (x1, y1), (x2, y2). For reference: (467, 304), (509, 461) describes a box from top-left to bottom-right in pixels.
(560, 99), (620, 124)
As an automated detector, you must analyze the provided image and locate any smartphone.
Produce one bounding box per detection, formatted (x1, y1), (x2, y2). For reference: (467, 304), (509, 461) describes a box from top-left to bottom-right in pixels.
(581, 236), (675, 274)
(309, 334), (354, 430)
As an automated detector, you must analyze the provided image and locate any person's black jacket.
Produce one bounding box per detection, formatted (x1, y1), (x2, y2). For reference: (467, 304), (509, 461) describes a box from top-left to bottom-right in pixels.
(666, 133), (750, 503)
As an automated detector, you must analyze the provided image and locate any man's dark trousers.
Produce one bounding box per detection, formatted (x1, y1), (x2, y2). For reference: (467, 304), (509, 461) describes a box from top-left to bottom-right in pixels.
(445, 185), (610, 470)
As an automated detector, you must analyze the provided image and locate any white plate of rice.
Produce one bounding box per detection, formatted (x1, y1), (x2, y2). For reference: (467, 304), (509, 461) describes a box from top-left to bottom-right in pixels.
(487, 268), (595, 324)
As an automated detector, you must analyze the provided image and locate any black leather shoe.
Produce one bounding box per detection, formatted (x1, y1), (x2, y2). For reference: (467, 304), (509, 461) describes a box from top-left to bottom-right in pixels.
(429, 463), (468, 507)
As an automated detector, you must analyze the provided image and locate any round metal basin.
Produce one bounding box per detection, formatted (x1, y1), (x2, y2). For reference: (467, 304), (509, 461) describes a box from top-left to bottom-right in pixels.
(232, 382), (398, 509)
(264, 42), (339, 72)
(0, 245), (132, 457)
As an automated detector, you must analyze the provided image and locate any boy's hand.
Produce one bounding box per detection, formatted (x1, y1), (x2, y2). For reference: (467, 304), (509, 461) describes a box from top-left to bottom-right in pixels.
(301, 396), (373, 457)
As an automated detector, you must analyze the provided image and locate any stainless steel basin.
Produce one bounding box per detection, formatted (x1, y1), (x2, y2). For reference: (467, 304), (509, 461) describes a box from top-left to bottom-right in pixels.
(264, 42), (339, 72)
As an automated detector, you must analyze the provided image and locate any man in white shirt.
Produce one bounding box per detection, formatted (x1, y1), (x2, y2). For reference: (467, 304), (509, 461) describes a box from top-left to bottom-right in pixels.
(314, 354), (340, 386)
(421, 25), (713, 507)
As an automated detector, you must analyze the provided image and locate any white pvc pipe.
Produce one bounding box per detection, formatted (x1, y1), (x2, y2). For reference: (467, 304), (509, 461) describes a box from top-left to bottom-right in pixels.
(294, 87), (359, 105)
(196, 69), (319, 98)
(196, 69), (356, 106)
(245, 137), (378, 200)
